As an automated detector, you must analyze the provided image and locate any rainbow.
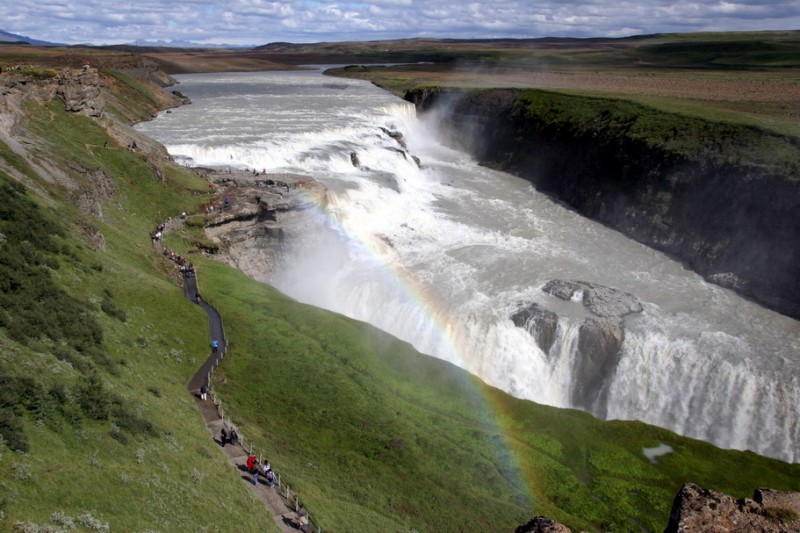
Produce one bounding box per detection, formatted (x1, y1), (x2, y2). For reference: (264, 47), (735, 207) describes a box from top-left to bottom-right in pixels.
(292, 183), (539, 508)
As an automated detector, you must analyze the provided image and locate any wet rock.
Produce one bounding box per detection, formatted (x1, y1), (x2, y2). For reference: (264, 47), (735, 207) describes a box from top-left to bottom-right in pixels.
(380, 127), (407, 149)
(513, 280), (642, 416)
(515, 516), (572, 533)
(511, 303), (559, 356)
(350, 151), (360, 167)
(200, 169), (326, 282)
(574, 318), (623, 413)
(542, 279), (642, 318)
(171, 89), (191, 105)
(665, 483), (800, 533)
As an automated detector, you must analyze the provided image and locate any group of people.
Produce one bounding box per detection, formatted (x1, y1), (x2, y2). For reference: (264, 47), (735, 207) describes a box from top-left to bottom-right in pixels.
(149, 210), (313, 532)
(219, 426), (239, 447)
(245, 454), (277, 488)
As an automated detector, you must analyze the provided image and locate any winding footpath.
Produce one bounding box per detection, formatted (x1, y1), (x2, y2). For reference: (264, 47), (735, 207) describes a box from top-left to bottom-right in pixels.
(153, 227), (309, 533)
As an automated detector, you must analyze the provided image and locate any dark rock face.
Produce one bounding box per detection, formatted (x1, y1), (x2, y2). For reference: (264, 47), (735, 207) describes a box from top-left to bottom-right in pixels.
(511, 303), (559, 356)
(665, 483), (800, 533)
(513, 280), (642, 416)
(515, 516), (572, 533)
(574, 317), (623, 413)
(405, 88), (800, 320)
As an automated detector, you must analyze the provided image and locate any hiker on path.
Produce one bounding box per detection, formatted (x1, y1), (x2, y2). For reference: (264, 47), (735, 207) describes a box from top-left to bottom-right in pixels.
(212, 339), (219, 353)
(229, 429), (239, 445)
(220, 427), (227, 447)
(246, 454), (259, 485)
(200, 384), (208, 401)
(286, 508), (309, 532)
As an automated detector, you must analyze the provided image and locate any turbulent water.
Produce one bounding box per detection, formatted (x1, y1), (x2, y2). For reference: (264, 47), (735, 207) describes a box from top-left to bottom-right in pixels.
(136, 69), (800, 463)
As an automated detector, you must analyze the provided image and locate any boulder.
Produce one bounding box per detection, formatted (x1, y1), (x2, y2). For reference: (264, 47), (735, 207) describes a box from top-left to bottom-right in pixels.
(511, 303), (559, 356)
(665, 483), (800, 533)
(515, 516), (572, 533)
(512, 280), (642, 415)
(542, 279), (642, 318)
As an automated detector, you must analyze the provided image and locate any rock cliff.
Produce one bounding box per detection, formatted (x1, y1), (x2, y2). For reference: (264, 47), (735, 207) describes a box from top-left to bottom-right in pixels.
(511, 280), (642, 415)
(405, 87), (800, 320)
(199, 169), (326, 282)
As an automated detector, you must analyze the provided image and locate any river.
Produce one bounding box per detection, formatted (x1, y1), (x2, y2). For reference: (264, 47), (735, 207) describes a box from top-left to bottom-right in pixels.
(136, 68), (800, 463)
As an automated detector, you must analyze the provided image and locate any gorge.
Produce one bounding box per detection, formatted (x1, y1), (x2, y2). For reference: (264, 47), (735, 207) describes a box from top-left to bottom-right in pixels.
(136, 69), (800, 465)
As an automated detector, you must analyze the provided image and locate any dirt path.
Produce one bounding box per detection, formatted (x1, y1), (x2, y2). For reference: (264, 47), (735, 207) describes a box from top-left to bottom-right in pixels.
(153, 235), (303, 533)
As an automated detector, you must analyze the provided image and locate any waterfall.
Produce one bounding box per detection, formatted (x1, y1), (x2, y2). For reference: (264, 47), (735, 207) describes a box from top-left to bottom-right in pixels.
(135, 70), (800, 463)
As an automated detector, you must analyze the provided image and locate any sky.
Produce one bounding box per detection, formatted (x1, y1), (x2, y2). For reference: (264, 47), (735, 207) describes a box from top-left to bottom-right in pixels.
(3, 0), (800, 46)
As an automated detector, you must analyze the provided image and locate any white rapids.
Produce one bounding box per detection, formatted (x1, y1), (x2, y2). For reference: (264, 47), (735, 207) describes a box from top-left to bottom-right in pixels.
(136, 69), (800, 463)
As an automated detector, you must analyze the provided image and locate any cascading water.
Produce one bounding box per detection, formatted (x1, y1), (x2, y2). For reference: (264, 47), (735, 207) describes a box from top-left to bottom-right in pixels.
(136, 69), (800, 463)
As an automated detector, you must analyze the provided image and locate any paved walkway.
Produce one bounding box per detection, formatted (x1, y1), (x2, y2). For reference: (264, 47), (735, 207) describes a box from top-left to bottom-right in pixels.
(153, 232), (303, 533)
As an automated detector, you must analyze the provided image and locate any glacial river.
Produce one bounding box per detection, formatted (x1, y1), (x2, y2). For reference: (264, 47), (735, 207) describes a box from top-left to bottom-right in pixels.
(136, 69), (800, 463)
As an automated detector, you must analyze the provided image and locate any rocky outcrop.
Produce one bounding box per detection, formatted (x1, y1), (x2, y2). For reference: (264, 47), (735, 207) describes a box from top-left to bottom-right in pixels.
(511, 303), (559, 355)
(56, 67), (104, 117)
(200, 169), (326, 282)
(75, 169), (116, 220)
(515, 484), (800, 533)
(511, 280), (642, 415)
(405, 87), (800, 320)
(665, 483), (800, 533)
(515, 516), (572, 533)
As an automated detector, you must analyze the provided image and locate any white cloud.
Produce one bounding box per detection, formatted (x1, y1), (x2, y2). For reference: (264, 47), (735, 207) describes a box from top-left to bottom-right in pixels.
(5, 0), (800, 45)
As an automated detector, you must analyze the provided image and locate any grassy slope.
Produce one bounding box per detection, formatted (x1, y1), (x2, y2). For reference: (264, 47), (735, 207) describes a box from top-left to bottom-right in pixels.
(0, 77), (276, 530)
(508, 88), (800, 173)
(151, 245), (799, 533)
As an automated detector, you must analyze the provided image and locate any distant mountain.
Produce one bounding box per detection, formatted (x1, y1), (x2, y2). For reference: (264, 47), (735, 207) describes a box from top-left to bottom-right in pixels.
(127, 39), (253, 49)
(0, 29), (60, 46)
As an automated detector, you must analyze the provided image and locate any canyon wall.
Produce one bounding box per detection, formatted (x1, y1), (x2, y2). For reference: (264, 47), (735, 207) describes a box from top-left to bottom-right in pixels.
(405, 87), (800, 319)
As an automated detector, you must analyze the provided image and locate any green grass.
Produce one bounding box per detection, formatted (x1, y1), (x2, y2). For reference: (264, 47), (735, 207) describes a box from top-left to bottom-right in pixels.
(510, 89), (800, 173)
(166, 251), (800, 533)
(0, 74), (277, 531)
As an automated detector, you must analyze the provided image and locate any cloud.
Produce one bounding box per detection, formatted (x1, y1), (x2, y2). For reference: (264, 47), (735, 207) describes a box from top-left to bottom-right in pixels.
(5, 0), (800, 45)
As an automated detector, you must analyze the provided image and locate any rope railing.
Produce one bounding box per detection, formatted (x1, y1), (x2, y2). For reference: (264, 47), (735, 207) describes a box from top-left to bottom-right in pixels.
(205, 346), (323, 533)
(153, 218), (324, 533)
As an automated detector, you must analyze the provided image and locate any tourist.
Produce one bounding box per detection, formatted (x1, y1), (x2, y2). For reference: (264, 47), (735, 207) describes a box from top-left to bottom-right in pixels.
(211, 339), (219, 353)
(200, 384), (208, 401)
(220, 427), (227, 447)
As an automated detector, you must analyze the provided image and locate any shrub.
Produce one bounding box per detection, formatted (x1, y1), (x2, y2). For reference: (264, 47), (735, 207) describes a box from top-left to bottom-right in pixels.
(0, 409), (28, 452)
(100, 299), (127, 322)
(75, 372), (111, 421)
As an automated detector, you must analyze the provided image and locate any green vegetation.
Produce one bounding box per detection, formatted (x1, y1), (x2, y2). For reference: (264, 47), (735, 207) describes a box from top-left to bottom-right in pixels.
(0, 69), (275, 530)
(632, 39), (800, 68)
(153, 248), (799, 532)
(511, 89), (800, 173)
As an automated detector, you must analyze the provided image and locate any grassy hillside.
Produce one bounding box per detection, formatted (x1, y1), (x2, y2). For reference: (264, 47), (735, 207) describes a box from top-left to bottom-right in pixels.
(153, 233), (800, 532)
(0, 71), (277, 531)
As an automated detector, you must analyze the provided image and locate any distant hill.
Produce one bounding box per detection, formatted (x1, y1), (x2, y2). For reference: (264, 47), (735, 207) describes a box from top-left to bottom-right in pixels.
(0, 29), (60, 46)
(127, 39), (253, 49)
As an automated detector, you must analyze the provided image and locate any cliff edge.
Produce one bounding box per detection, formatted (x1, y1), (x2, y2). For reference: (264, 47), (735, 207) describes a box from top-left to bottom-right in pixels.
(405, 87), (800, 320)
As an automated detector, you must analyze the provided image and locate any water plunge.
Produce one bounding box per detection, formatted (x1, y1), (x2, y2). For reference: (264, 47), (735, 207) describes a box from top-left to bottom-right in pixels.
(136, 70), (800, 463)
